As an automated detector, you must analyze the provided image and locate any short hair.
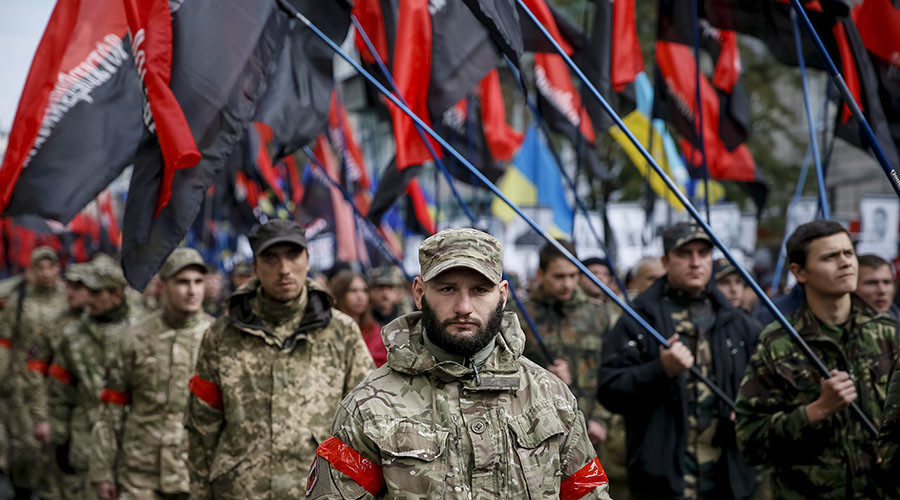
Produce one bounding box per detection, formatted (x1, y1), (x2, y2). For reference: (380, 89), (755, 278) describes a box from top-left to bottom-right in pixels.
(786, 220), (850, 268)
(858, 254), (891, 271)
(538, 239), (577, 270)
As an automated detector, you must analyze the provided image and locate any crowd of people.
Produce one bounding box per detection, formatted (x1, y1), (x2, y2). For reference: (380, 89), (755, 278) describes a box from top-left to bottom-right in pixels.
(0, 217), (898, 499)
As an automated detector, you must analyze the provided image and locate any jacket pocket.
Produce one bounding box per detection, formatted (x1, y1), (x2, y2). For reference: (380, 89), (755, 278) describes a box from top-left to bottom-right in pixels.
(209, 440), (265, 498)
(507, 405), (567, 497)
(368, 419), (449, 498)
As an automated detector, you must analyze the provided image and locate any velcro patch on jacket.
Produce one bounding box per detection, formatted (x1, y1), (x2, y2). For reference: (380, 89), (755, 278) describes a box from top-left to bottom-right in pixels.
(316, 436), (385, 496)
(188, 374), (223, 410)
(48, 363), (73, 385)
(560, 456), (608, 500)
(99, 388), (130, 405)
(26, 360), (49, 375)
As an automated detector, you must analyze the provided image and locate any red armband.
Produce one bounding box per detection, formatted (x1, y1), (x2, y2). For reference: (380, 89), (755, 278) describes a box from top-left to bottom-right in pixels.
(48, 363), (73, 385)
(316, 436), (385, 496)
(188, 374), (223, 410)
(26, 360), (49, 375)
(560, 456), (609, 500)
(0, 338), (10, 349)
(99, 388), (130, 405)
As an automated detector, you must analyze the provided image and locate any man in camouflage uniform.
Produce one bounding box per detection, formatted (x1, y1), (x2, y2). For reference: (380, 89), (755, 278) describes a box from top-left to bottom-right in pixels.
(88, 249), (212, 500)
(0, 246), (68, 499)
(47, 257), (140, 498)
(186, 219), (374, 499)
(880, 348), (900, 495)
(518, 242), (614, 462)
(736, 220), (899, 498)
(598, 222), (759, 499)
(0, 274), (24, 492)
(306, 228), (611, 499)
(367, 265), (411, 327)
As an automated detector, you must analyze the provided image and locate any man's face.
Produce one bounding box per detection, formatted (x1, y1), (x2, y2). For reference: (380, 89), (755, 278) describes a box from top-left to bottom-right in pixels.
(342, 276), (370, 317)
(65, 281), (90, 310)
(254, 244), (309, 302)
(204, 272), (223, 301)
(370, 284), (401, 312)
(633, 259), (665, 294)
(232, 273), (253, 290)
(716, 273), (745, 309)
(791, 232), (857, 297)
(163, 268), (206, 315)
(857, 264), (894, 313)
(580, 263), (614, 299)
(87, 288), (123, 316)
(537, 257), (580, 302)
(663, 241), (713, 296)
(413, 268), (508, 357)
(31, 259), (60, 289)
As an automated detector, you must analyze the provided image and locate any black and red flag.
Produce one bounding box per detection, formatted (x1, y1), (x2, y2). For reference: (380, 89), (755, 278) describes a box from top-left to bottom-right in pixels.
(0, 0), (142, 223)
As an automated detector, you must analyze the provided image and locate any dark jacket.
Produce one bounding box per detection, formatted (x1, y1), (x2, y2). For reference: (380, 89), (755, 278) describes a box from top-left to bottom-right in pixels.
(597, 277), (761, 499)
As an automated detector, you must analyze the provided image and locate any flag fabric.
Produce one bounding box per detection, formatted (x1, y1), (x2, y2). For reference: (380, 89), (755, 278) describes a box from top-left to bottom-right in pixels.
(491, 126), (573, 237)
(0, 0), (142, 223)
(459, 0), (523, 69)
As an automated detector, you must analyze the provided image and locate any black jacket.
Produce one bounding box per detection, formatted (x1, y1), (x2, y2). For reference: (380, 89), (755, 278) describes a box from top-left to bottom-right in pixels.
(597, 277), (761, 499)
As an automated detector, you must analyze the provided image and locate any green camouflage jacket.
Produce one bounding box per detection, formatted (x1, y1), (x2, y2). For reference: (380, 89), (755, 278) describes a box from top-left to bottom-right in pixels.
(185, 279), (374, 500)
(306, 311), (612, 500)
(519, 286), (612, 424)
(23, 306), (83, 425)
(47, 301), (138, 472)
(879, 347), (900, 495)
(88, 309), (213, 494)
(735, 295), (898, 499)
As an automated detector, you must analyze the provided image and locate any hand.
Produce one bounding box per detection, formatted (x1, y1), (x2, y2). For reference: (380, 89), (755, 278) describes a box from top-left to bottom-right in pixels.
(547, 359), (572, 385)
(587, 420), (607, 444)
(659, 334), (694, 377)
(805, 370), (857, 425)
(94, 481), (117, 500)
(33, 421), (50, 443)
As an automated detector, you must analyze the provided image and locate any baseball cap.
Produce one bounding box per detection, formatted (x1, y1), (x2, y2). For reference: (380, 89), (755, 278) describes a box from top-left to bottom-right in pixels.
(367, 266), (406, 287)
(713, 258), (738, 281)
(662, 222), (712, 254)
(63, 263), (92, 284)
(248, 219), (308, 256)
(159, 248), (208, 280)
(82, 260), (128, 291)
(418, 228), (503, 284)
(31, 246), (58, 266)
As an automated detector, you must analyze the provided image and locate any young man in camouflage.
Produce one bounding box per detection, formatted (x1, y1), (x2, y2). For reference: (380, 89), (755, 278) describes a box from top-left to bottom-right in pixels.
(598, 222), (760, 499)
(186, 219), (374, 499)
(306, 228), (611, 499)
(0, 246), (67, 499)
(880, 350), (900, 495)
(736, 220), (899, 498)
(367, 265), (411, 327)
(519, 242), (613, 458)
(89, 249), (214, 500)
(47, 257), (140, 498)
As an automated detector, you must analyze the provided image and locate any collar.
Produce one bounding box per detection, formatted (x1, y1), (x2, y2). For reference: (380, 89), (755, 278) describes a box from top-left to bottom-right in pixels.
(91, 301), (129, 323)
(253, 285), (308, 326)
(422, 327), (496, 368)
(162, 308), (207, 329)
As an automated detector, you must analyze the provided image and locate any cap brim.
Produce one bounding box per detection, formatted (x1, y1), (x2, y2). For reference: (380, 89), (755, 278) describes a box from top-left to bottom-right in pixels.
(163, 262), (210, 280)
(255, 236), (308, 256)
(422, 258), (501, 284)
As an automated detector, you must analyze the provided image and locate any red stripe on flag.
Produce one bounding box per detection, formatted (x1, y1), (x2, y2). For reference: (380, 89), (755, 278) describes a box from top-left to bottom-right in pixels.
(520, 0), (574, 55)
(100, 388), (130, 405)
(353, 0), (390, 64)
(48, 363), (73, 385)
(189, 374), (223, 410)
(479, 70), (523, 163)
(0, 338), (10, 349)
(560, 457), (609, 500)
(317, 436), (385, 496)
(611, 0), (644, 92)
(405, 178), (435, 235)
(712, 30), (741, 94)
(27, 360), (49, 375)
(832, 22), (863, 124)
(534, 54), (597, 143)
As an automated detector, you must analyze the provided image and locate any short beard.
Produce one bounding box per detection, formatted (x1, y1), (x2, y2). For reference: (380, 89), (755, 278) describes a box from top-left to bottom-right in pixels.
(421, 296), (504, 358)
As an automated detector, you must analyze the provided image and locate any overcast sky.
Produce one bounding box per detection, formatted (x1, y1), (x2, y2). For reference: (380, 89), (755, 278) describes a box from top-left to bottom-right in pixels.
(0, 0), (55, 131)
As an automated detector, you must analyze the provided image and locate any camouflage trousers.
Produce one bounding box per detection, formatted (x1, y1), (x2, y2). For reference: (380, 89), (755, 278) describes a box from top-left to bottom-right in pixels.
(118, 488), (189, 500)
(6, 412), (40, 489)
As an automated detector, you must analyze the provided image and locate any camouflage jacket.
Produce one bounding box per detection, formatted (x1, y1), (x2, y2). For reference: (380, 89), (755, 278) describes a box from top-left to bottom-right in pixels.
(880, 347), (900, 495)
(47, 301), (139, 471)
(519, 286), (612, 424)
(735, 295), (899, 499)
(306, 311), (611, 500)
(88, 309), (213, 493)
(185, 279), (374, 500)
(23, 306), (83, 425)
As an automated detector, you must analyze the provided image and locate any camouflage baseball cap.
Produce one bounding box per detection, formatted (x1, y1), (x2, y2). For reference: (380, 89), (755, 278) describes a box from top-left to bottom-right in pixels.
(31, 246), (58, 265)
(82, 260), (128, 291)
(63, 262), (92, 284)
(713, 258), (737, 281)
(232, 260), (253, 276)
(367, 265), (406, 287)
(662, 222), (712, 254)
(419, 228), (503, 284)
(248, 218), (307, 256)
(159, 248), (208, 280)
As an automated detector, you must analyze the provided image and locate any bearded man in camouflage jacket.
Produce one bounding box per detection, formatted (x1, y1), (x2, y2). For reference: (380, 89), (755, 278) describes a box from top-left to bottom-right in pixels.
(306, 228), (611, 499)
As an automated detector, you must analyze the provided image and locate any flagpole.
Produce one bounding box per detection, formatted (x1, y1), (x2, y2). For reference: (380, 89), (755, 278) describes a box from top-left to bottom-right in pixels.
(771, 146), (812, 295)
(791, 9), (829, 220)
(692, 0), (712, 223)
(513, 0), (876, 432)
(789, 0), (900, 198)
(286, 1), (736, 410)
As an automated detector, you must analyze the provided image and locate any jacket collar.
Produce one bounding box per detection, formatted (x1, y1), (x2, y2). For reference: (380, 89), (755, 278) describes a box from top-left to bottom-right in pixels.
(793, 293), (883, 340)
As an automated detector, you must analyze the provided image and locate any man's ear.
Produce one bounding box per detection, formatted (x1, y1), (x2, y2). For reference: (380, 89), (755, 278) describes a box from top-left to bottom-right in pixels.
(499, 280), (509, 308)
(412, 276), (425, 309)
(789, 263), (807, 285)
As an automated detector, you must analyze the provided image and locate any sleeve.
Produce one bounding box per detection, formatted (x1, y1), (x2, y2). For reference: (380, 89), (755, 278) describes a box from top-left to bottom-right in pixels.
(0, 302), (14, 382)
(186, 325), (224, 500)
(342, 320), (375, 396)
(879, 348), (900, 475)
(24, 326), (55, 424)
(306, 405), (382, 499)
(88, 334), (134, 485)
(558, 403), (612, 500)
(595, 316), (671, 415)
(734, 339), (831, 466)
(47, 336), (78, 445)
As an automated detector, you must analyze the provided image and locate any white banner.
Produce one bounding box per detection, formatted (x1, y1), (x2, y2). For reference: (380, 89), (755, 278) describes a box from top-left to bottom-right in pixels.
(858, 195), (900, 260)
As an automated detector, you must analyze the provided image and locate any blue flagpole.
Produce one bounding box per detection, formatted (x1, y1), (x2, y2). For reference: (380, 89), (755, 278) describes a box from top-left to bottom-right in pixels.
(791, 9), (829, 220)
(771, 146), (812, 295)
(284, 1), (736, 409)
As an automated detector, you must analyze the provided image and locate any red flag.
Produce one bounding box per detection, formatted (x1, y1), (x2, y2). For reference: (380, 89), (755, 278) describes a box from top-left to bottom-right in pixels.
(313, 136), (359, 263)
(479, 70), (524, 163)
